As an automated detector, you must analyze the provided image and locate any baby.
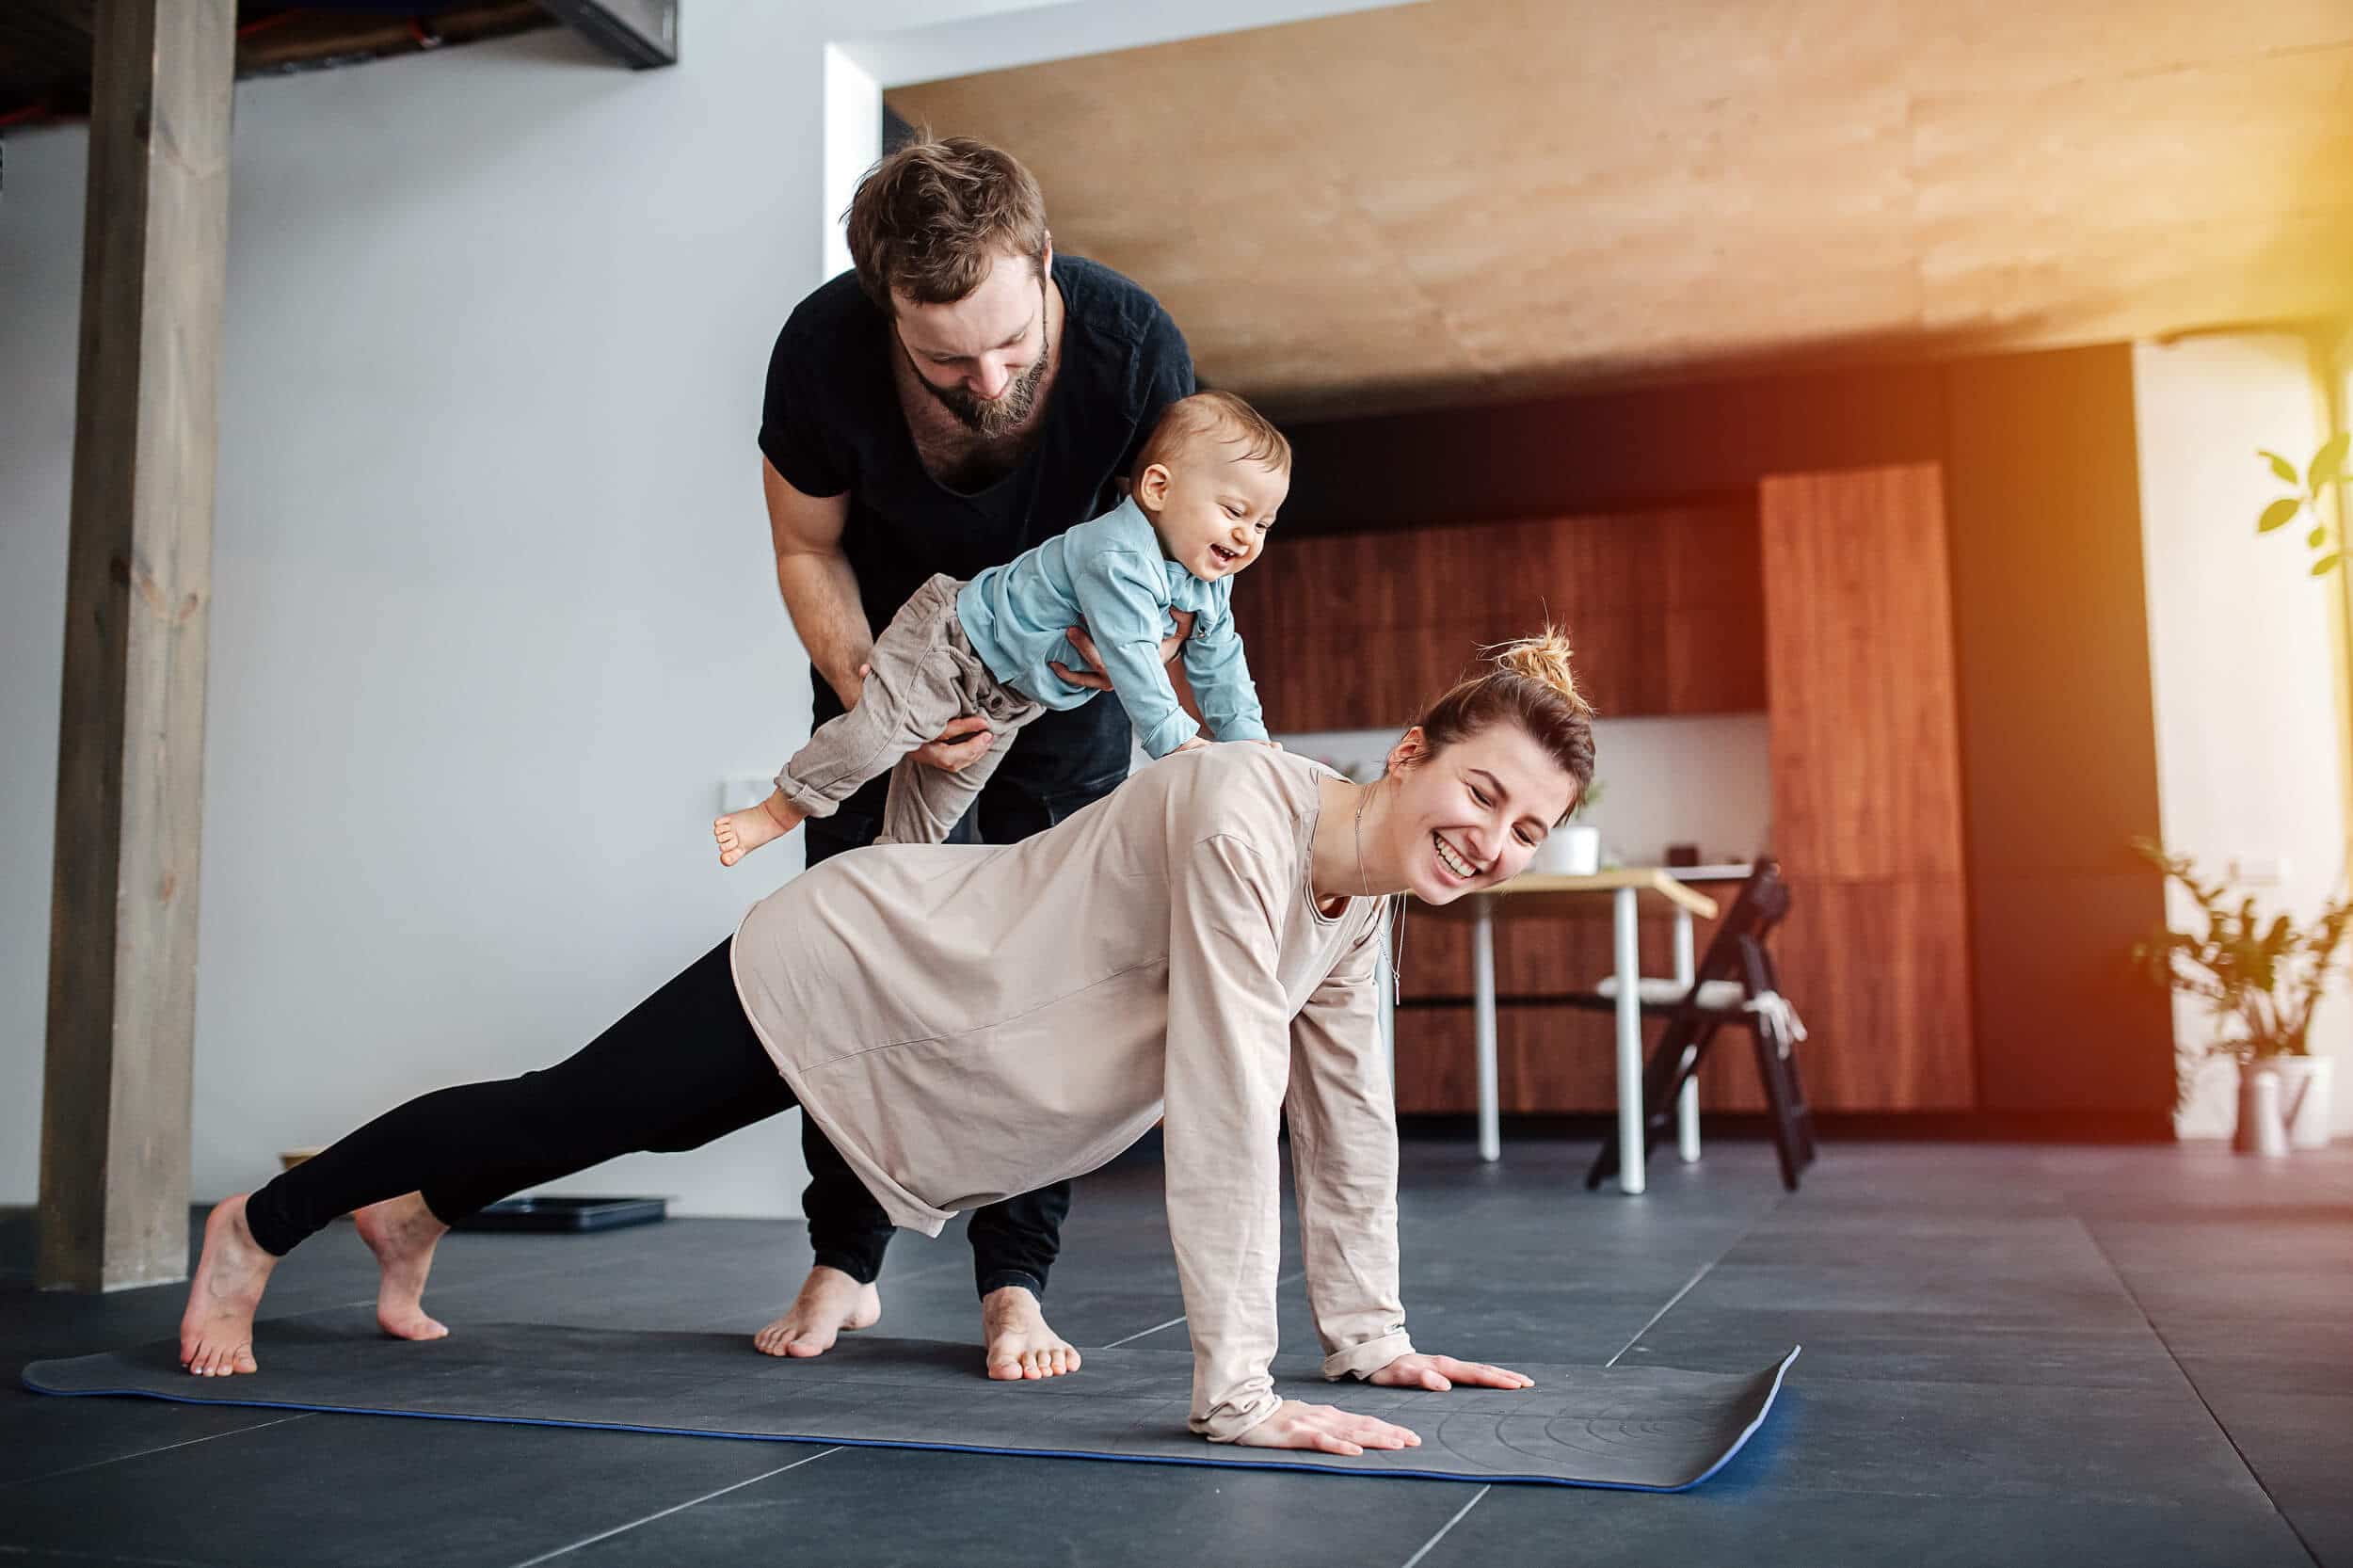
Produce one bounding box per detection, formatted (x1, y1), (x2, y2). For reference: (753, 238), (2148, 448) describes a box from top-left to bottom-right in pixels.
(715, 390), (1287, 864)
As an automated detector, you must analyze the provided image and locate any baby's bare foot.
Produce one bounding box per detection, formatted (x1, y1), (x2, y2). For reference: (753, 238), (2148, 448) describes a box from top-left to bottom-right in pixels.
(353, 1192), (451, 1342)
(752, 1265), (881, 1358)
(179, 1195), (277, 1377)
(715, 790), (804, 867)
(983, 1286), (1080, 1381)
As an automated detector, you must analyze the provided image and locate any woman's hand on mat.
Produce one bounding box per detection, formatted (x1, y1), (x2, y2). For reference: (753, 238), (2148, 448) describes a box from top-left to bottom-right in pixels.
(912, 713), (996, 772)
(1233, 1399), (1421, 1457)
(1368, 1353), (1536, 1392)
(1049, 611), (1197, 689)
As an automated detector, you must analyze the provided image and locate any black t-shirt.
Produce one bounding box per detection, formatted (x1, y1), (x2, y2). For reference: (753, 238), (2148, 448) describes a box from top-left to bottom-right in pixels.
(759, 254), (1195, 819)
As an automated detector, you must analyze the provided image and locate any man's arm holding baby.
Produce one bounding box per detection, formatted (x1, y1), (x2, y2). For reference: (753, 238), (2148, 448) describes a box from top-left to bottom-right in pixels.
(764, 457), (993, 771)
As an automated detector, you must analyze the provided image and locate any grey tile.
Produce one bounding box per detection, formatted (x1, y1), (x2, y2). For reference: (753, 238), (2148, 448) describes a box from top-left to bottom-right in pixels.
(1625, 1303), (2184, 1390)
(556, 1443), (1483, 1567)
(1674, 1256), (2148, 1329)
(1417, 1481), (2315, 1568)
(2163, 1314), (2353, 1399)
(0, 1387), (305, 1486)
(2114, 1264), (2353, 1329)
(1754, 1378), (2269, 1508)
(2193, 1385), (2353, 1511)
(0, 1407), (821, 1568)
(2285, 1502), (2353, 1568)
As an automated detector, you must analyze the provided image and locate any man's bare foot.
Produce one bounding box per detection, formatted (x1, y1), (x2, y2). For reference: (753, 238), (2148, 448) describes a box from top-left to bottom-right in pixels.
(353, 1192), (451, 1342)
(753, 1265), (881, 1358)
(983, 1286), (1080, 1381)
(180, 1195), (277, 1377)
(714, 790), (804, 867)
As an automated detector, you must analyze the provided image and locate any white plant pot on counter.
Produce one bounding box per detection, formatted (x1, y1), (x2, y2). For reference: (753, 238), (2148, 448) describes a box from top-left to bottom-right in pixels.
(1533, 824), (1601, 876)
(2239, 1057), (2335, 1151)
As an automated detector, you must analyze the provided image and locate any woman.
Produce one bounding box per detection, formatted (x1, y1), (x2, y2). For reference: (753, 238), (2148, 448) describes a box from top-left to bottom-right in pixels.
(178, 631), (1594, 1457)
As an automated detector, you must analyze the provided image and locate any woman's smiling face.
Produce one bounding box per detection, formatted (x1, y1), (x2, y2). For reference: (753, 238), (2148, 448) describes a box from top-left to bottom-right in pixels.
(1377, 721), (1581, 904)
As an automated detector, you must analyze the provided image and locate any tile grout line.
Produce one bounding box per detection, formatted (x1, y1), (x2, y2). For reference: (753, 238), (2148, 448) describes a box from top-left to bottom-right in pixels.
(1601, 1182), (1797, 1369)
(1397, 1483), (1489, 1568)
(503, 1446), (845, 1568)
(1097, 1268), (1305, 1350)
(2076, 1221), (2328, 1568)
(1604, 1256), (1719, 1368)
(0, 1413), (314, 1492)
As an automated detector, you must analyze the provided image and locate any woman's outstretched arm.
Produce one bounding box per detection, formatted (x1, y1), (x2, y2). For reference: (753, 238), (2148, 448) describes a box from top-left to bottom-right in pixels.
(1160, 830), (1295, 1442)
(1283, 899), (1414, 1376)
(1288, 900), (1537, 1400)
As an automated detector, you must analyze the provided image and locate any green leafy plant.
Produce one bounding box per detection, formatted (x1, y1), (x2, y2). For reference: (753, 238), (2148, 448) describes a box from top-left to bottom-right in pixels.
(1572, 776), (1606, 819)
(2255, 432), (2349, 576)
(2133, 838), (2353, 1109)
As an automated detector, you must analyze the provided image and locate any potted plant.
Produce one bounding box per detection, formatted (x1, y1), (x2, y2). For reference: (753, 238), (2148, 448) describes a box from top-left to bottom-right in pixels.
(2134, 839), (2350, 1150)
(2255, 431), (2348, 575)
(1534, 776), (1605, 876)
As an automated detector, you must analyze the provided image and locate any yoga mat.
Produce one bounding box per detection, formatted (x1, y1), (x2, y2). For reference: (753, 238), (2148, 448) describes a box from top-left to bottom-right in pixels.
(24, 1313), (1796, 1491)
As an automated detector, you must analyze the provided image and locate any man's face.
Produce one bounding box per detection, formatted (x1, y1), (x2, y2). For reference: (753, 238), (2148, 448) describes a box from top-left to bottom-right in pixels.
(893, 248), (1048, 438)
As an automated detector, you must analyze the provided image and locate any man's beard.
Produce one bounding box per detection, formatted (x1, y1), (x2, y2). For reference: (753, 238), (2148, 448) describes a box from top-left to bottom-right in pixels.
(920, 347), (1048, 436)
(913, 283), (1050, 437)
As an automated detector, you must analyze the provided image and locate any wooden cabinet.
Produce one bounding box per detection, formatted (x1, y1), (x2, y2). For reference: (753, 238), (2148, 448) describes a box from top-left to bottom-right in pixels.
(1757, 464), (1974, 1110)
(1233, 505), (1765, 730)
(1380, 465), (1975, 1117)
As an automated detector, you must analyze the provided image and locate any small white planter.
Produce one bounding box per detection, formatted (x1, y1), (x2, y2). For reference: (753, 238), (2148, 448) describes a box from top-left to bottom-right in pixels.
(2268, 1057), (2334, 1149)
(2237, 1057), (2336, 1153)
(1534, 824), (1601, 876)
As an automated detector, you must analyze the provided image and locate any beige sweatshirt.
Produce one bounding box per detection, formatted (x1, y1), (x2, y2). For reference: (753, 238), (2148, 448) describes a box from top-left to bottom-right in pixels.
(730, 744), (1413, 1440)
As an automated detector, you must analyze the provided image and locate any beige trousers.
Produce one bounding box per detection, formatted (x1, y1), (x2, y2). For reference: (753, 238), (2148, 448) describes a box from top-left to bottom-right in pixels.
(776, 574), (1048, 844)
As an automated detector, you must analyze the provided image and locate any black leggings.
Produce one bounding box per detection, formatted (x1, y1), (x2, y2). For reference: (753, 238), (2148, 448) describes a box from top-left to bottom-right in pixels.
(243, 937), (796, 1257)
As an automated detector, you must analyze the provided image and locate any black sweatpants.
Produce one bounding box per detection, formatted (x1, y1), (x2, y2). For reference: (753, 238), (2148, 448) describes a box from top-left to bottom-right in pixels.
(243, 937), (799, 1258)
(795, 734), (1112, 1303)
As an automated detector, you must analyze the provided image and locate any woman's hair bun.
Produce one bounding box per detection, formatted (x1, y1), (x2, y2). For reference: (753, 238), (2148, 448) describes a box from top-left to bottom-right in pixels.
(1486, 626), (1590, 716)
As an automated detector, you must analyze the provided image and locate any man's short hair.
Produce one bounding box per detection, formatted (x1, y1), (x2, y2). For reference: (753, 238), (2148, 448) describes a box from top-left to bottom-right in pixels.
(1136, 391), (1293, 480)
(843, 136), (1049, 314)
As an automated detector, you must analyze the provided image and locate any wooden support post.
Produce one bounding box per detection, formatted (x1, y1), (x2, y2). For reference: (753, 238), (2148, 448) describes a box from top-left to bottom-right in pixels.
(40, 0), (235, 1292)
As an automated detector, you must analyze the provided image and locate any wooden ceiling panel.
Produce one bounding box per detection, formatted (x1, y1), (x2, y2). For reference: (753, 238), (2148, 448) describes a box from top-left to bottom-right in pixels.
(890, 0), (2353, 418)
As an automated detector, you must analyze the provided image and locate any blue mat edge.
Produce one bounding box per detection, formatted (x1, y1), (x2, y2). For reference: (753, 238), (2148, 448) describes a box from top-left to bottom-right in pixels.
(22, 1345), (1800, 1494)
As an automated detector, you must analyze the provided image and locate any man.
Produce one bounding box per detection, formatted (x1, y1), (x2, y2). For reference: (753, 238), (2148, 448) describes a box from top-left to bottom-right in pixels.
(752, 136), (1195, 1381)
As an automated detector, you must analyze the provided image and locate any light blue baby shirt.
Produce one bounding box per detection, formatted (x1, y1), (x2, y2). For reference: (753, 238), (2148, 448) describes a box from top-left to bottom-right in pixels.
(955, 497), (1270, 759)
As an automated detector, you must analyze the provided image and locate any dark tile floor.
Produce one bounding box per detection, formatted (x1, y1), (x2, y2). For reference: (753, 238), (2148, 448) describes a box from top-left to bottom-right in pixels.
(4, 1139), (2348, 1567)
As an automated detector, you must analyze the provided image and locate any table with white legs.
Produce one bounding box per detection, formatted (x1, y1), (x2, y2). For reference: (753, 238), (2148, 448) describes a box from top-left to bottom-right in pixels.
(1402, 870), (1721, 1194)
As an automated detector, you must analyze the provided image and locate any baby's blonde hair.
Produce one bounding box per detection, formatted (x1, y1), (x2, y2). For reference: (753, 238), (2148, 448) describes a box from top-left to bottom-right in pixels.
(1135, 390), (1292, 480)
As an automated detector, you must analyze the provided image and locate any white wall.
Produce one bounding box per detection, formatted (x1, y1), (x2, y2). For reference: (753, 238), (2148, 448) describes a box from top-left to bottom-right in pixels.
(1280, 712), (1773, 869)
(2, 14), (844, 1216)
(2, 0), (1399, 1222)
(2135, 333), (2351, 1138)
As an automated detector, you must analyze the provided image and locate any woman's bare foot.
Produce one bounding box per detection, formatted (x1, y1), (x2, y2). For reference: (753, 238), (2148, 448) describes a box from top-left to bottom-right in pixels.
(179, 1195), (277, 1377)
(353, 1192), (451, 1342)
(752, 1265), (881, 1357)
(983, 1286), (1080, 1381)
(714, 791), (804, 867)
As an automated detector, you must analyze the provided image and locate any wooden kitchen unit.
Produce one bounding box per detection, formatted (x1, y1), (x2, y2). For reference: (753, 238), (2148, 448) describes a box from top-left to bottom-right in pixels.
(1257, 465), (1975, 1115)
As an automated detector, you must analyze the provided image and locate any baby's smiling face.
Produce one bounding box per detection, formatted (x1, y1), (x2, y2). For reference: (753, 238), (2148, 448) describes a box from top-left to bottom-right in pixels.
(1137, 439), (1289, 584)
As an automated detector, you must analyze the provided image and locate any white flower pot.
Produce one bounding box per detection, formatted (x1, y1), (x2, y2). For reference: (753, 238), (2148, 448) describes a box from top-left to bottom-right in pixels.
(2237, 1058), (2335, 1153)
(1533, 824), (1600, 876)
(2266, 1057), (2334, 1149)
(2234, 1063), (2289, 1156)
